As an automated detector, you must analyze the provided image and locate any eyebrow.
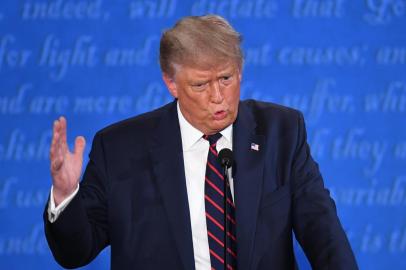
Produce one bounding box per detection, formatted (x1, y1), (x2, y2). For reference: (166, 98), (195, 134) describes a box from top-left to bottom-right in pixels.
(218, 70), (234, 77)
(189, 79), (209, 85)
(219, 71), (233, 76)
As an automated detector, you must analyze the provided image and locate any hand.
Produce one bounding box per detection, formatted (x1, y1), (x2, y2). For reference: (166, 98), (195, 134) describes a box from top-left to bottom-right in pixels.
(50, 116), (86, 206)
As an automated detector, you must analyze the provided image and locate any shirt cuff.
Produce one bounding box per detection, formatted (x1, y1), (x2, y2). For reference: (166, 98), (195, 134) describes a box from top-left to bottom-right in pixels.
(47, 184), (79, 223)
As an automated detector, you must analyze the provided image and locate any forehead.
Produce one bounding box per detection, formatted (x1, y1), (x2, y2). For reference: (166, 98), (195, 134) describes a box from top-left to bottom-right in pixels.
(174, 61), (239, 80)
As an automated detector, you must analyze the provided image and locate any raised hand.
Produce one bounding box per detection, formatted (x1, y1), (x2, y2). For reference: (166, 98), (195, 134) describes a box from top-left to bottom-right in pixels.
(50, 116), (86, 206)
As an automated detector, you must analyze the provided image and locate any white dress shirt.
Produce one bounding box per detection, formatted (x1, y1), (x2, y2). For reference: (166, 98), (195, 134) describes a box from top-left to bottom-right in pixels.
(177, 103), (234, 270)
(47, 102), (234, 270)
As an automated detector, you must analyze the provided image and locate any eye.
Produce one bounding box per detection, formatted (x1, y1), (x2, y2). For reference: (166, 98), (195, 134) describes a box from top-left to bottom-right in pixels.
(191, 82), (207, 91)
(220, 75), (233, 85)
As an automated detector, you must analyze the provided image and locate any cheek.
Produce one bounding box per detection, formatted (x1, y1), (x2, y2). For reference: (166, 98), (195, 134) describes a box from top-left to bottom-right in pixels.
(226, 87), (240, 107)
(184, 91), (210, 112)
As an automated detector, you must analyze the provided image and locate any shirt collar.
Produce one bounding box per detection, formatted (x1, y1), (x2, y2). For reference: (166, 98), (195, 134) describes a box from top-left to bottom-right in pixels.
(177, 102), (233, 151)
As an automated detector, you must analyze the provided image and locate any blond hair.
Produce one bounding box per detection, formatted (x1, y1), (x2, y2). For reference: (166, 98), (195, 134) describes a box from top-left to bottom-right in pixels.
(159, 15), (243, 77)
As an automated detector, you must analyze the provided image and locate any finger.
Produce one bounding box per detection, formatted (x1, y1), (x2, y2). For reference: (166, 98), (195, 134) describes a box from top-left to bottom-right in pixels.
(59, 116), (68, 153)
(50, 120), (60, 160)
(50, 120), (57, 159)
(74, 136), (86, 157)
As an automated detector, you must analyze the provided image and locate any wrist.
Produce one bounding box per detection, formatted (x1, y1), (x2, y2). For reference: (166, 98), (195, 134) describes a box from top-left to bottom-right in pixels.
(53, 186), (77, 206)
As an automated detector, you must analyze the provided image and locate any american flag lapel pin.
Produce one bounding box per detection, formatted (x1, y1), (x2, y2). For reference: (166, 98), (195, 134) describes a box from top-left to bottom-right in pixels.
(251, 143), (259, 151)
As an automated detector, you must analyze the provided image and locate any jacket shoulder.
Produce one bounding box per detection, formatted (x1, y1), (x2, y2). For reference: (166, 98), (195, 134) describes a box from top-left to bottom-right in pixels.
(240, 99), (303, 129)
(97, 103), (176, 136)
(95, 101), (175, 141)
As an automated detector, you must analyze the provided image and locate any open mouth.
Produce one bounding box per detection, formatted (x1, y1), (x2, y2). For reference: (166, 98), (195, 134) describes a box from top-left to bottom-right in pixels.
(213, 110), (227, 120)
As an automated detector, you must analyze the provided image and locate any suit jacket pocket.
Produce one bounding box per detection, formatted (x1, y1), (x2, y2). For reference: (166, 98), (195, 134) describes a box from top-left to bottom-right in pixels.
(260, 185), (291, 209)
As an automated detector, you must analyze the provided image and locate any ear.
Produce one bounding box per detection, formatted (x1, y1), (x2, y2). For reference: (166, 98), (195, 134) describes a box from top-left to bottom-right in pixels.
(237, 67), (242, 82)
(162, 73), (178, 98)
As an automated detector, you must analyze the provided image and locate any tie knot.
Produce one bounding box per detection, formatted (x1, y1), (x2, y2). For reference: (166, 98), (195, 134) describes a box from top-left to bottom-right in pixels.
(203, 133), (222, 145)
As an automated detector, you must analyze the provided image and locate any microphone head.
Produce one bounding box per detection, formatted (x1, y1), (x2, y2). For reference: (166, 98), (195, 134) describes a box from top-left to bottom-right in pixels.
(218, 148), (234, 168)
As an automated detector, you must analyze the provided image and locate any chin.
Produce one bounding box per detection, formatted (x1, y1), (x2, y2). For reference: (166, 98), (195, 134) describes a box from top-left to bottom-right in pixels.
(213, 121), (231, 131)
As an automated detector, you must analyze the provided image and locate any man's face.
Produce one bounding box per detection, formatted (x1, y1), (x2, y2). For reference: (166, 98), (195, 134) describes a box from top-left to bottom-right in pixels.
(163, 61), (241, 135)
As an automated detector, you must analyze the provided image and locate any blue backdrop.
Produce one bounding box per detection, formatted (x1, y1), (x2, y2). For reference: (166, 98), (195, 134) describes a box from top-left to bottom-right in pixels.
(1, 1), (405, 269)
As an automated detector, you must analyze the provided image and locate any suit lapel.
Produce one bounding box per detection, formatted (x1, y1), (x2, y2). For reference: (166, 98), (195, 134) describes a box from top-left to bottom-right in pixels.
(149, 102), (195, 270)
(233, 102), (265, 270)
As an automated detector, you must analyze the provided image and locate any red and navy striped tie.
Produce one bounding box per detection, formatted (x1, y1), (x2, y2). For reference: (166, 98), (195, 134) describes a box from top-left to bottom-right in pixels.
(204, 133), (237, 270)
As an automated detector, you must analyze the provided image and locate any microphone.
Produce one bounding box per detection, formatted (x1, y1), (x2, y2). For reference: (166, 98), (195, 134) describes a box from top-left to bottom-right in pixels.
(218, 148), (233, 168)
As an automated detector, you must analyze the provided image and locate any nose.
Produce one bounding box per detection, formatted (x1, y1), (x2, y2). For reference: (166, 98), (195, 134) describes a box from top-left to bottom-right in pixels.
(209, 82), (224, 104)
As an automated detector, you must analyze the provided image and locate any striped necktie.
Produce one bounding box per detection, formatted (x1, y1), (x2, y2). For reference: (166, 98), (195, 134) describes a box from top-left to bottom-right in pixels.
(204, 133), (237, 270)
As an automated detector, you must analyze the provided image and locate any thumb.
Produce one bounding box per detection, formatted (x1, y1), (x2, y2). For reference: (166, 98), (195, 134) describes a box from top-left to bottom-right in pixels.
(74, 136), (86, 157)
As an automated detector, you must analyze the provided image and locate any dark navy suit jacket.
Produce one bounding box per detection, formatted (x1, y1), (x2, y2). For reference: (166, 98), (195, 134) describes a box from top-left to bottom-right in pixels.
(44, 100), (358, 269)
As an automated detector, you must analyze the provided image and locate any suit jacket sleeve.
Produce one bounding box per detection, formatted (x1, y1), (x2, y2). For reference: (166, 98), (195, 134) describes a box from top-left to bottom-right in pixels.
(44, 131), (110, 269)
(290, 111), (358, 269)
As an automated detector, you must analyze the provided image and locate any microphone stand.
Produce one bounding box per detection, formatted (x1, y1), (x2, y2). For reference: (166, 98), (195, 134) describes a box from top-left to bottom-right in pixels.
(218, 148), (233, 270)
(223, 165), (228, 270)
(222, 164), (232, 270)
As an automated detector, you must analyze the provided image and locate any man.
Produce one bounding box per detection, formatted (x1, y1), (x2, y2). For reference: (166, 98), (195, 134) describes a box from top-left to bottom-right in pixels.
(45, 15), (358, 269)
